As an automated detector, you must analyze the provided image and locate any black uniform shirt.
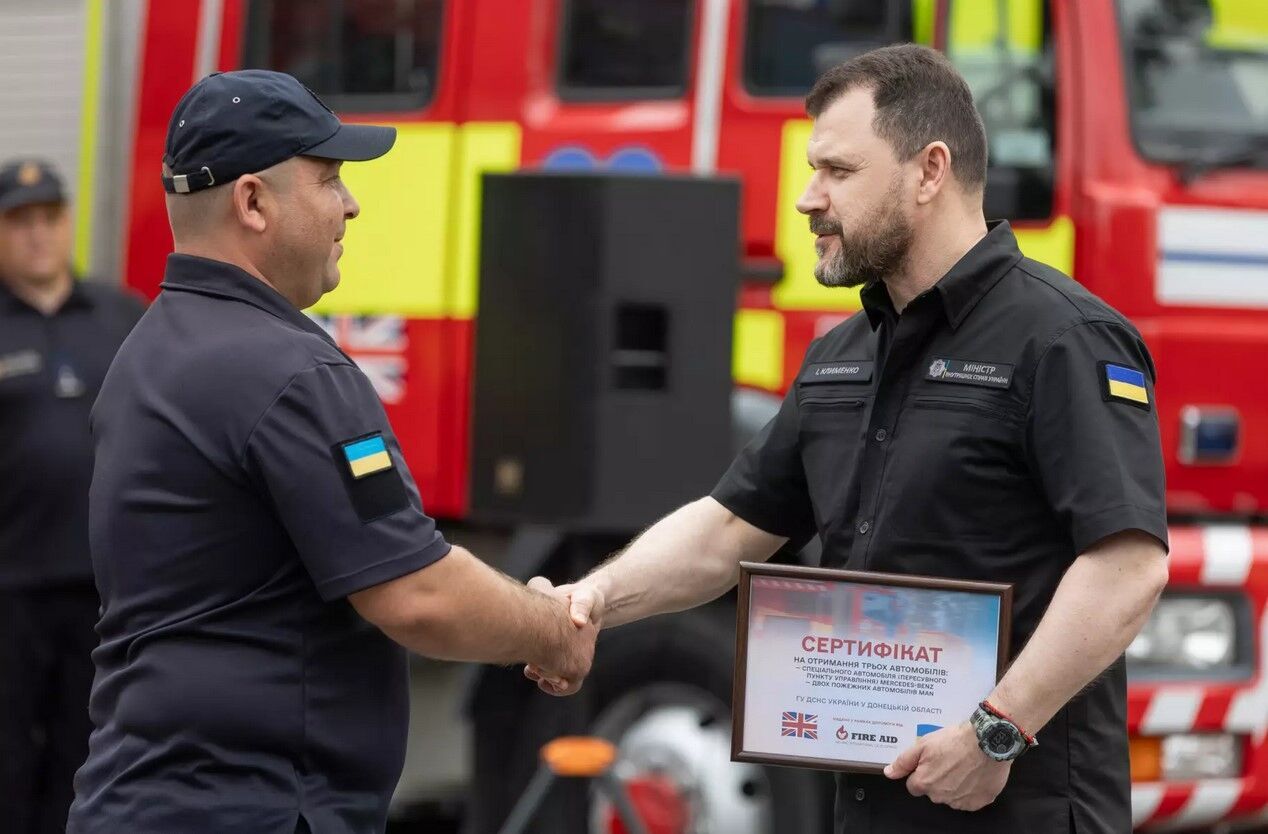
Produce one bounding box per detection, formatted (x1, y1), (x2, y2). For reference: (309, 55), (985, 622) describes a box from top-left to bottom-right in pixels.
(0, 278), (143, 589)
(69, 255), (451, 834)
(713, 223), (1167, 834)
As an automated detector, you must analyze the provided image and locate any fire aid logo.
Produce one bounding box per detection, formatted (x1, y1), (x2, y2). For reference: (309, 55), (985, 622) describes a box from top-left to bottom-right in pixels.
(929, 358), (947, 378)
(836, 725), (849, 741)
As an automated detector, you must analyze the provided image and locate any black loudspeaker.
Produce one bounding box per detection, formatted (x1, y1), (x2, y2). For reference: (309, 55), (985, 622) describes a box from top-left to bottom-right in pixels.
(470, 172), (740, 531)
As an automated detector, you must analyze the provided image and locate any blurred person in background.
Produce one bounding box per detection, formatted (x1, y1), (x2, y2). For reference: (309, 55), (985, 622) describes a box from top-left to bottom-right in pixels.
(0, 158), (144, 834)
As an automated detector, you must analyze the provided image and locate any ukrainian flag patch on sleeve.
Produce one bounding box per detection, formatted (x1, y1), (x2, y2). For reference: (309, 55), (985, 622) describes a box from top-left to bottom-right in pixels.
(1101, 362), (1151, 410)
(332, 431), (409, 523)
(341, 433), (394, 479)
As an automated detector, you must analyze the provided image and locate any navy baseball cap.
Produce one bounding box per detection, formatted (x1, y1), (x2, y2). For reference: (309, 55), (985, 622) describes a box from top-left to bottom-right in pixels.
(0, 159), (67, 212)
(162, 70), (396, 194)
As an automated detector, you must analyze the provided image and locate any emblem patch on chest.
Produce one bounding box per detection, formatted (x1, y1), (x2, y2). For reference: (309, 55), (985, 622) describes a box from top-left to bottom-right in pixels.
(800, 360), (874, 384)
(926, 358), (1014, 389)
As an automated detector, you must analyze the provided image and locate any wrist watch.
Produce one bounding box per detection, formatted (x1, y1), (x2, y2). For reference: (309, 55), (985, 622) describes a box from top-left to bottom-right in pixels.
(971, 700), (1037, 762)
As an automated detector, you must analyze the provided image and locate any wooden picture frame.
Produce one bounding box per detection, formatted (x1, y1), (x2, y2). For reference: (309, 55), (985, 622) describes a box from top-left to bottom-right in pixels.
(732, 562), (1012, 773)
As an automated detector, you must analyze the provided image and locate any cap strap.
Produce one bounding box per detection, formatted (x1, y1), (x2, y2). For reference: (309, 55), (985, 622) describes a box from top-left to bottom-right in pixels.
(162, 166), (217, 194)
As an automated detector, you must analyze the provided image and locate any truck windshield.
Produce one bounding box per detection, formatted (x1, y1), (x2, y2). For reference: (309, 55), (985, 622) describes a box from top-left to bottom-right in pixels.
(1118, 0), (1268, 166)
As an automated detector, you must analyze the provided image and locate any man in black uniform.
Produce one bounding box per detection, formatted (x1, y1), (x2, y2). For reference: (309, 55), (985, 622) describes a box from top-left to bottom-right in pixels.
(528, 45), (1169, 832)
(0, 159), (144, 834)
(68, 71), (595, 834)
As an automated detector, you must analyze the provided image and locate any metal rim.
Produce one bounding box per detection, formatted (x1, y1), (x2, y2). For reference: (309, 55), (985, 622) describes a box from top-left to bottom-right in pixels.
(587, 682), (773, 834)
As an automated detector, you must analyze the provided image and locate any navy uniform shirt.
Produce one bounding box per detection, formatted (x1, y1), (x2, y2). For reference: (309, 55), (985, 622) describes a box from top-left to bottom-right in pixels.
(713, 223), (1167, 834)
(0, 278), (143, 589)
(69, 255), (451, 834)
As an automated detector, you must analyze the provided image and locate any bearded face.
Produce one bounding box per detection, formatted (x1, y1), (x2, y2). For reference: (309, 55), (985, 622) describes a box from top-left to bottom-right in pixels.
(809, 172), (914, 289)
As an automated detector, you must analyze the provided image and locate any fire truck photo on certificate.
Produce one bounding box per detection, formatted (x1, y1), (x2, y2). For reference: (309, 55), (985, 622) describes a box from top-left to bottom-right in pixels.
(733, 564), (1011, 772)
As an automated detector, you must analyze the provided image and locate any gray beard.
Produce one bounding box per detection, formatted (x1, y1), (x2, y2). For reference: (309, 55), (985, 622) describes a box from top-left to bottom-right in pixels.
(814, 218), (914, 289)
(815, 243), (869, 288)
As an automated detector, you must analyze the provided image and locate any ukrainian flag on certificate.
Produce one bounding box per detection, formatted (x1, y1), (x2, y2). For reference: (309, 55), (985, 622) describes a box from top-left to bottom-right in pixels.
(342, 434), (394, 479)
(1104, 363), (1149, 406)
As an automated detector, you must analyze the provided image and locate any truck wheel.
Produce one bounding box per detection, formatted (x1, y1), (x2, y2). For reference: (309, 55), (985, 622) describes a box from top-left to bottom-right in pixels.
(508, 605), (834, 834)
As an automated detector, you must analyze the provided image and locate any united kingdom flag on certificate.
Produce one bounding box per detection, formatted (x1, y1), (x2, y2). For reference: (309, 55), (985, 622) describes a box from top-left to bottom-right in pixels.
(781, 711), (818, 739)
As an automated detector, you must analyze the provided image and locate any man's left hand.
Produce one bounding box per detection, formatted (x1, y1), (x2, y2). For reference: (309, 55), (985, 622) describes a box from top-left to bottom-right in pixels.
(883, 722), (1011, 811)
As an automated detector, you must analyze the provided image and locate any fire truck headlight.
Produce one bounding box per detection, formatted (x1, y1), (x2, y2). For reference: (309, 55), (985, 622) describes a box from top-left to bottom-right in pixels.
(1127, 595), (1241, 673)
(1163, 734), (1243, 781)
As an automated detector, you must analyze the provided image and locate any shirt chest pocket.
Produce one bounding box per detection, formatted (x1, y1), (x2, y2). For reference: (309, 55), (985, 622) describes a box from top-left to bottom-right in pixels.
(796, 383), (870, 515)
(798, 383), (866, 417)
(889, 395), (1030, 539)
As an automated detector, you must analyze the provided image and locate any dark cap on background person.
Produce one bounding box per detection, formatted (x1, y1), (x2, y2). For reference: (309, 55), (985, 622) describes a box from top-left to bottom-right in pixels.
(0, 159), (67, 213)
(162, 69), (396, 195)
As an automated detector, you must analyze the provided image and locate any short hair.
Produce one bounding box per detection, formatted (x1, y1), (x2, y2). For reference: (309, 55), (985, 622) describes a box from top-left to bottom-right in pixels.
(805, 44), (987, 191)
(162, 161), (229, 240)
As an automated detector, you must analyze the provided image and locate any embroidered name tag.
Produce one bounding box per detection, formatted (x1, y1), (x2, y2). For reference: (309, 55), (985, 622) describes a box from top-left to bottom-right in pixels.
(926, 358), (1014, 389)
(800, 360), (874, 384)
(0, 350), (42, 382)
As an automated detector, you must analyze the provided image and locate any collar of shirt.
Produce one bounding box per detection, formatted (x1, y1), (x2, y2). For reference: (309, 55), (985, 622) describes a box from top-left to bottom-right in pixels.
(0, 273), (96, 315)
(159, 253), (337, 346)
(861, 220), (1024, 331)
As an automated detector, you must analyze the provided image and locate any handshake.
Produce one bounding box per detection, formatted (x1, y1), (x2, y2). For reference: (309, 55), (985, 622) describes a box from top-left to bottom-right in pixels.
(519, 576), (607, 697)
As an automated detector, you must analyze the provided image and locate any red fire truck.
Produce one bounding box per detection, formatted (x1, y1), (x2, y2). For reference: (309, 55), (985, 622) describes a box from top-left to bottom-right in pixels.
(18, 0), (1267, 830)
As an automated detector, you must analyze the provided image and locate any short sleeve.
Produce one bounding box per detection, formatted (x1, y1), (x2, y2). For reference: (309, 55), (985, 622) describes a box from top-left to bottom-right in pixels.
(711, 385), (816, 543)
(244, 362), (450, 600)
(1027, 321), (1168, 555)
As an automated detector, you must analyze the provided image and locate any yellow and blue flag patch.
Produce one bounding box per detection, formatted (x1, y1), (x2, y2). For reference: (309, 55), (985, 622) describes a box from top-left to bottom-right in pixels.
(341, 434), (394, 479)
(1102, 362), (1150, 409)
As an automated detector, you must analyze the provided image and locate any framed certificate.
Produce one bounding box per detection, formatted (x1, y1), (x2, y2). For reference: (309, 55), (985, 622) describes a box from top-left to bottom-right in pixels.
(731, 562), (1012, 773)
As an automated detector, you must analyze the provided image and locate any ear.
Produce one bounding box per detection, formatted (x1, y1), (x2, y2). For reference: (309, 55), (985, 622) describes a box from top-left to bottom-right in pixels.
(915, 141), (953, 206)
(230, 175), (268, 234)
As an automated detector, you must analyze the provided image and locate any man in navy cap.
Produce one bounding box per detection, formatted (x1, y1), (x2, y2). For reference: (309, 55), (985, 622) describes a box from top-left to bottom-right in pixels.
(68, 71), (595, 834)
(0, 158), (144, 834)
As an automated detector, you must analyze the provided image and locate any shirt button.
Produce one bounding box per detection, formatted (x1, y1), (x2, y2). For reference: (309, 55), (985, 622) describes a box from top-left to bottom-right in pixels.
(874, 428), (888, 442)
(855, 788), (866, 801)
(858, 521), (870, 535)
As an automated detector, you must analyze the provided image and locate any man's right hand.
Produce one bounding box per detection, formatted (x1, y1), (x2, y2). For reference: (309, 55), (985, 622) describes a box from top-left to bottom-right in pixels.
(527, 576), (606, 628)
(349, 545), (598, 691)
(523, 576), (605, 695)
(529, 601), (598, 696)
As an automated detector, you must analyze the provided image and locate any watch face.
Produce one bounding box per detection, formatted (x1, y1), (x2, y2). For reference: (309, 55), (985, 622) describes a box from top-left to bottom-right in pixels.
(987, 725), (1016, 754)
